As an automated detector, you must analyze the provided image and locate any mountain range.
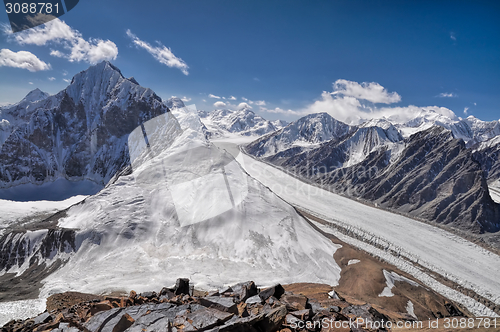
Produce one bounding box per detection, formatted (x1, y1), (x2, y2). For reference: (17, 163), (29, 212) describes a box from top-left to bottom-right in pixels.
(0, 62), (340, 301)
(245, 111), (500, 240)
(1, 62), (499, 325)
(0, 62), (168, 200)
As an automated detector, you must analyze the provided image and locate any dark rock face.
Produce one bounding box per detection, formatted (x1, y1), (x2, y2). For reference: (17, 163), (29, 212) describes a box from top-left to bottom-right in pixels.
(339, 127), (500, 233)
(0, 61), (169, 190)
(245, 113), (352, 158)
(2, 278), (462, 332)
(247, 124), (500, 234)
(0, 228), (78, 272)
(473, 138), (500, 184)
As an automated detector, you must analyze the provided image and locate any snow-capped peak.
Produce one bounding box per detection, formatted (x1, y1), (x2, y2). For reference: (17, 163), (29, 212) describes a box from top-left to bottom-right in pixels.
(200, 108), (278, 138)
(21, 88), (50, 104)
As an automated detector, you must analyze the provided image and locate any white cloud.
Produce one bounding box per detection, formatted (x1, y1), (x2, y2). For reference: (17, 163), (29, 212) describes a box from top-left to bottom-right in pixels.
(29, 82), (33, 84)
(255, 100), (266, 106)
(332, 79), (401, 104)
(181, 96), (191, 102)
(242, 97), (248, 101)
(63, 78), (71, 83)
(464, 107), (469, 115)
(0, 48), (51, 72)
(213, 101), (227, 109)
(438, 92), (457, 98)
(48, 77), (56, 81)
(261, 107), (302, 116)
(5, 19), (118, 64)
(237, 102), (252, 110)
(299, 88), (458, 124)
(450, 32), (456, 41)
(208, 94), (221, 99)
(126, 29), (188, 75)
(62, 70), (68, 76)
(228, 96), (237, 100)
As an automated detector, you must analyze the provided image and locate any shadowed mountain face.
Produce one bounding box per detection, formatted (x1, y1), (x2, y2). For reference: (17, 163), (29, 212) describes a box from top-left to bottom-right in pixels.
(0, 62), (168, 193)
(473, 136), (500, 184)
(246, 116), (500, 234)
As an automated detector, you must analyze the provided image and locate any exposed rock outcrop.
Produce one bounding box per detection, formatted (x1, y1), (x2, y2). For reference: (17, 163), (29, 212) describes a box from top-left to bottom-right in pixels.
(1, 278), (463, 332)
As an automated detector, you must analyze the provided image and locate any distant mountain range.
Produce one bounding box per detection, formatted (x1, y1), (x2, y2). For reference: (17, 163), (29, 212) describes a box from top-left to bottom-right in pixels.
(198, 108), (287, 138)
(0, 62), (341, 300)
(245, 112), (500, 238)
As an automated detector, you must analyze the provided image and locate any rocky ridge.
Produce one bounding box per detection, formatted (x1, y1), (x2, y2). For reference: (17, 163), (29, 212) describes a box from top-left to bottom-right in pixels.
(2, 278), (464, 332)
(245, 115), (500, 236)
(0, 61), (168, 191)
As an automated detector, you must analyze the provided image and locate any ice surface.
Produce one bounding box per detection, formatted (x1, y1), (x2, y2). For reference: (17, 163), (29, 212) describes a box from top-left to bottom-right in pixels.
(31, 109), (341, 299)
(310, 218), (498, 317)
(215, 140), (500, 315)
(0, 195), (86, 236)
(488, 180), (500, 204)
(0, 298), (46, 327)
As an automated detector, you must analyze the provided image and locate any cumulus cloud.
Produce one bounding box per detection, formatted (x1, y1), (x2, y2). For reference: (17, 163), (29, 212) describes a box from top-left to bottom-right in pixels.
(63, 78), (71, 83)
(450, 32), (456, 41)
(464, 107), (469, 115)
(181, 96), (191, 102)
(261, 107), (302, 116)
(299, 88), (458, 124)
(254, 100), (266, 106)
(48, 77), (56, 81)
(262, 79), (458, 123)
(237, 102), (252, 110)
(0, 48), (51, 72)
(208, 94), (221, 99)
(228, 96), (237, 100)
(213, 101), (226, 109)
(4, 19), (118, 64)
(438, 92), (457, 98)
(332, 79), (401, 104)
(126, 29), (188, 75)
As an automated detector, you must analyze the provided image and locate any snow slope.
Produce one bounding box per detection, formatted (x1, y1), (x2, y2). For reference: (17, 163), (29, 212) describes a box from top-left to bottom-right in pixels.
(362, 107), (500, 144)
(199, 108), (278, 138)
(0, 195), (86, 236)
(19, 107), (342, 299)
(215, 140), (500, 315)
(490, 180), (500, 204)
(0, 299), (46, 327)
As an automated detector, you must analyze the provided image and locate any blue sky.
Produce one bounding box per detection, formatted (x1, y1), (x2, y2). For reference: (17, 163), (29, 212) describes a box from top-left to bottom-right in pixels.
(0, 0), (499, 122)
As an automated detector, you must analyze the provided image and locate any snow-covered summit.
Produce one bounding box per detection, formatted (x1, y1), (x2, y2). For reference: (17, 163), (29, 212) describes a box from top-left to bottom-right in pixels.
(355, 106), (500, 144)
(0, 61), (169, 192)
(244, 113), (351, 158)
(0, 103), (342, 297)
(199, 108), (278, 138)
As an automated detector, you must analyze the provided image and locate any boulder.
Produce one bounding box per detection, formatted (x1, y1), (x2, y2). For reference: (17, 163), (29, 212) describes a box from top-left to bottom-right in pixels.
(231, 281), (258, 302)
(112, 313), (135, 332)
(199, 296), (238, 314)
(174, 278), (191, 295)
(258, 284), (285, 302)
(280, 293), (309, 311)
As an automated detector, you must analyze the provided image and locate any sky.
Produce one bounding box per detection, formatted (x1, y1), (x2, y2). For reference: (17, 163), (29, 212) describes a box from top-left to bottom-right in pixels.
(0, 0), (499, 123)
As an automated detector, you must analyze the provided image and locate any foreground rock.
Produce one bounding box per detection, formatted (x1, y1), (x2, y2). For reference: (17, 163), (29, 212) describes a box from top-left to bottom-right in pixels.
(1, 278), (465, 332)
